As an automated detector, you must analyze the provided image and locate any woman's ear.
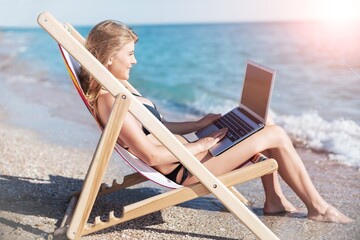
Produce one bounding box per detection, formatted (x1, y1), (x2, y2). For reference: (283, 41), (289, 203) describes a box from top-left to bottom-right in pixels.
(108, 56), (114, 66)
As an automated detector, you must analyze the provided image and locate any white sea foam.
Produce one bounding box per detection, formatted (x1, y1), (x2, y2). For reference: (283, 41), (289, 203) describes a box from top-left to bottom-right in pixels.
(188, 92), (237, 115)
(5, 74), (39, 84)
(274, 111), (360, 167)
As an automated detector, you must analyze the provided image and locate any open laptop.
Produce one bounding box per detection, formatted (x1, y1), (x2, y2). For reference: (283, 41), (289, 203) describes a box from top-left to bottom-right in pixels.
(195, 60), (276, 156)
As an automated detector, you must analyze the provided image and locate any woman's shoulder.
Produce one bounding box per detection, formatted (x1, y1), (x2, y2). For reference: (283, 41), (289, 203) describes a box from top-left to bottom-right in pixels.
(98, 88), (154, 108)
(98, 89), (112, 98)
(97, 90), (115, 107)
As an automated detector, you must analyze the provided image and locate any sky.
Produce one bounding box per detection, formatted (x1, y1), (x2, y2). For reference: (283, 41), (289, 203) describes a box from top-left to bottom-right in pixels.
(1, 0), (360, 27)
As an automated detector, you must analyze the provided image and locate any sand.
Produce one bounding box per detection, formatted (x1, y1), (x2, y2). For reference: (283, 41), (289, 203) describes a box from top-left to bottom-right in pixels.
(0, 103), (359, 240)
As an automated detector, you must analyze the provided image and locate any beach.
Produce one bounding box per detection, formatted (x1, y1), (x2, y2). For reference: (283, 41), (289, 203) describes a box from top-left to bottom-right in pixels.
(1, 21), (360, 239)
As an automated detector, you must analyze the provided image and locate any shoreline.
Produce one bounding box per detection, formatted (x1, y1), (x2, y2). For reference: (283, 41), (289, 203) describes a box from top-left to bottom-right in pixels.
(0, 101), (359, 239)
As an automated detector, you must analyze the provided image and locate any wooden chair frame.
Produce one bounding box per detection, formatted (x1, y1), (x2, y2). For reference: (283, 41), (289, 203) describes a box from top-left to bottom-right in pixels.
(37, 12), (279, 240)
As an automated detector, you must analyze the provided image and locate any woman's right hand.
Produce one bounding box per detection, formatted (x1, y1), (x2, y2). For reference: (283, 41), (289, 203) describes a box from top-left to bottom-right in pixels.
(196, 113), (222, 130)
(196, 128), (228, 153)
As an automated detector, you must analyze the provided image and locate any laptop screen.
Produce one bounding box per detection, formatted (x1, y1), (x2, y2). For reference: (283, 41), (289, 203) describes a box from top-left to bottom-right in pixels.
(240, 62), (275, 122)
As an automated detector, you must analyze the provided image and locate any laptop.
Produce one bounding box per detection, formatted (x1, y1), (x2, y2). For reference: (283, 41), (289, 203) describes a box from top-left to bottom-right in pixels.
(195, 60), (276, 156)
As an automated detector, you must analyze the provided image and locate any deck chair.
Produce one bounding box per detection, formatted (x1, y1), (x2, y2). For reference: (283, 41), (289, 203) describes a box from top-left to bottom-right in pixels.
(38, 12), (279, 240)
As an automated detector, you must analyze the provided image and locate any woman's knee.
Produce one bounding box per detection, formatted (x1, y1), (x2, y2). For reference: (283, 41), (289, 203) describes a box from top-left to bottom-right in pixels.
(267, 125), (292, 147)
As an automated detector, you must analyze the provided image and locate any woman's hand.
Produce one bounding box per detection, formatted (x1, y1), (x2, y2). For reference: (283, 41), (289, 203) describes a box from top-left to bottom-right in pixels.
(196, 113), (222, 129)
(164, 113), (222, 135)
(195, 128), (228, 153)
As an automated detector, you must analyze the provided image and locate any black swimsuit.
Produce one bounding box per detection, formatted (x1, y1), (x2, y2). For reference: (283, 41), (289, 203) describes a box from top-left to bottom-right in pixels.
(134, 93), (189, 184)
(132, 93), (163, 135)
(142, 104), (162, 135)
(164, 163), (189, 185)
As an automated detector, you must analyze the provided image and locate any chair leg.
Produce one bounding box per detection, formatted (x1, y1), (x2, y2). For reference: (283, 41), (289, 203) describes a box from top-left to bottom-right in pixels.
(54, 196), (78, 236)
(66, 94), (130, 240)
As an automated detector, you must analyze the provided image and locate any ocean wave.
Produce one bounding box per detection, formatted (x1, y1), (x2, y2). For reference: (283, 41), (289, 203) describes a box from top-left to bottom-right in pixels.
(274, 111), (360, 167)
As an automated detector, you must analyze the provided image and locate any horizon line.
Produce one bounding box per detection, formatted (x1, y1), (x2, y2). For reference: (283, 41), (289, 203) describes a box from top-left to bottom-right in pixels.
(2, 18), (359, 29)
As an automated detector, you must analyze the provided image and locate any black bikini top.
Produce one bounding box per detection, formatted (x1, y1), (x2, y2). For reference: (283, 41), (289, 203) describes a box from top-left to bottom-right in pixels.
(132, 93), (163, 135)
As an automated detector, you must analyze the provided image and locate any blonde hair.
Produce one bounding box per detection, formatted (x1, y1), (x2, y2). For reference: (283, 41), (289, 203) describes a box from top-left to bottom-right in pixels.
(80, 20), (138, 113)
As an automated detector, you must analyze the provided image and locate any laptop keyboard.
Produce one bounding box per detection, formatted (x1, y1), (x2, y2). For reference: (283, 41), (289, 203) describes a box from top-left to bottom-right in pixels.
(214, 111), (253, 142)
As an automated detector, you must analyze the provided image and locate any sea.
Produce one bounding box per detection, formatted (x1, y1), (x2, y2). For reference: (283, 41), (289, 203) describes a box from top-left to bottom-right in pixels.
(0, 21), (359, 167)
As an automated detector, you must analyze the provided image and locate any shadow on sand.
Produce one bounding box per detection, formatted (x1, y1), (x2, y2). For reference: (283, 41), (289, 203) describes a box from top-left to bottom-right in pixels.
(0, 174), (236, 239)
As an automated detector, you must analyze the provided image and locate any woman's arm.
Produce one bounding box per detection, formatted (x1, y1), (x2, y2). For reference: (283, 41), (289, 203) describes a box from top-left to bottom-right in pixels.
(98, 93), (225, 166)
(120, 115), (226, 166)
(163, 113), (222, 135)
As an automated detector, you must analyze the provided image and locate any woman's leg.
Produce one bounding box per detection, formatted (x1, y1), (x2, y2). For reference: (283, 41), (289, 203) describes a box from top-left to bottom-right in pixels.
(260, 150), (297, 214)
(259, 135), (352, 223)
(259, 115), (297, 214)
(183, 125), (353, 223)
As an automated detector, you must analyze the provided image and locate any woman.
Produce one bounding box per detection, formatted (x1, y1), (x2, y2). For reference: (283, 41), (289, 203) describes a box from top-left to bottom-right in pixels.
(79, 20), (352, 223)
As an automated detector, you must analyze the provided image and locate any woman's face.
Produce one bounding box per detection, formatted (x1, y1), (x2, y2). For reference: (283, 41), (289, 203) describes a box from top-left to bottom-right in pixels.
(108, 41), (137, 80)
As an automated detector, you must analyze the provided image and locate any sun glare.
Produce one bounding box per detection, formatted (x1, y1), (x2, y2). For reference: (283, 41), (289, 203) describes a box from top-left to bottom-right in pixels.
(317, 0), (360, 23)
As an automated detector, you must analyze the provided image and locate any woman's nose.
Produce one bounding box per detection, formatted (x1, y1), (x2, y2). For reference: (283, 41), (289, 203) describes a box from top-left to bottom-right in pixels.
(132, 56), (137, 64)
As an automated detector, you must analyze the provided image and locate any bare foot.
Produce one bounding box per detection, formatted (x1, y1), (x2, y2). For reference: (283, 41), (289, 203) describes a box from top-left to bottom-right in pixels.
(263, 197), (298, 215)
(308, 205), (354, 224)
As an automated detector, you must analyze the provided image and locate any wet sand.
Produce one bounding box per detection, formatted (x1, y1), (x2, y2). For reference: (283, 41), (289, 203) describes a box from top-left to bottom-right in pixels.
(0, 102), (359, 240)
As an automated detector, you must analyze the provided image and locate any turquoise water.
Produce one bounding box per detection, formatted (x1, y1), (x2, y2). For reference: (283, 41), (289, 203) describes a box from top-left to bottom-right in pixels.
(0, 21), (359, 166)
